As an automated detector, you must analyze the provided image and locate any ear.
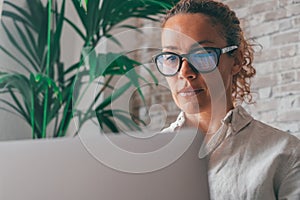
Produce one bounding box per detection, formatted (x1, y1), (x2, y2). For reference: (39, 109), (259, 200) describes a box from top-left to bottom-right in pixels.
(232, 64), (241, 75)
(231, 50), (243, 75)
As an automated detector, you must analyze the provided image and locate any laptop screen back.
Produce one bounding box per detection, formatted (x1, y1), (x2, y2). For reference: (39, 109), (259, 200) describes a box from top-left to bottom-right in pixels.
(0, 129), (210, 200)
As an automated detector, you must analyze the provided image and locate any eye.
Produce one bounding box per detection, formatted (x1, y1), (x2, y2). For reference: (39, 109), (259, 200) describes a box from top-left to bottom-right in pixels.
(166, 54), (177, 61)
(189, 52), (217, 72)
(190, 53), (213, 62)
(163, 54), (179, 66)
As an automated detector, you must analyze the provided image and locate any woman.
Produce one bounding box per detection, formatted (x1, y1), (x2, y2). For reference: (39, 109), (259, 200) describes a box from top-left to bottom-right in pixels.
(153, 0), (300, 199)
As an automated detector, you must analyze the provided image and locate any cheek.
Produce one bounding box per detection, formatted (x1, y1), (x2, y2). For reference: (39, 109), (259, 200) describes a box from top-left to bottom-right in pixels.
(201, 67), (232, 100)
(219, 67), (231, 85)
(166, 77), (177, 92)
(218, 60), (235, 87)
(166, 77), (180, 105)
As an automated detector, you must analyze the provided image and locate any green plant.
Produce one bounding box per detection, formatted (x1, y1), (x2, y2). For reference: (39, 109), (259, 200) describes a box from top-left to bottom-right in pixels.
(0, 0), (178, 138)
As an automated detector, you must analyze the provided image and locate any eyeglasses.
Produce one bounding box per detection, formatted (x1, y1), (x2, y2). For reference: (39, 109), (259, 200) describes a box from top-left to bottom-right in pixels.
(153, 45), (238, 76)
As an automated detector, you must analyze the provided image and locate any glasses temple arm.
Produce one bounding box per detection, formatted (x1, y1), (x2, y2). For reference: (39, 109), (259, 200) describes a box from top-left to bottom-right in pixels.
(221, 45), (238, 54)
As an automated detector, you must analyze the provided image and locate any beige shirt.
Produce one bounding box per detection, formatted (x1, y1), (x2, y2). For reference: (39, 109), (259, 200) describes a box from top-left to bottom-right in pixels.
(162, 106), (300, 200)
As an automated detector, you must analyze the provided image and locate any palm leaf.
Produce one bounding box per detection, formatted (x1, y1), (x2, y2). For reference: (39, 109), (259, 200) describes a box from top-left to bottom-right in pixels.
(63, 17), (85, 40)
(25, 0), (46, 31)
(111, 111), (142, 131)
(0, 0), (176, 138)
(1, 10), (34, 30)
(1, 22), (39, 72)
(96, 110), (119, 133)
(52, 0), (66, 67)
(96, 81), (132, 112)
(13, 21), (40, 66)
(0, 98), (26, 120)
(3, 1), (35, 29)
(0, 46), (32, 73)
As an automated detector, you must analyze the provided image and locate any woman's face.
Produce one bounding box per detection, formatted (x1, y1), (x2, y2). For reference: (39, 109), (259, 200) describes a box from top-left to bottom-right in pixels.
(162, 13), (239, 114)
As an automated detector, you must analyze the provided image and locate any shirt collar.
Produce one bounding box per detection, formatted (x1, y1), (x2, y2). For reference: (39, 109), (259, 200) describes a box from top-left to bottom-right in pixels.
(172, 105), (253, 136)
(164, 106), (253, 157)
(199, 106), (253, 158)
(230, 105), (253, 135)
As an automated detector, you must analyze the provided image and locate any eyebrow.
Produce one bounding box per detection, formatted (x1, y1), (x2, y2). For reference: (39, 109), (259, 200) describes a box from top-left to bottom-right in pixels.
(191, 40), (214, 49)
(162, 40), (214, 51)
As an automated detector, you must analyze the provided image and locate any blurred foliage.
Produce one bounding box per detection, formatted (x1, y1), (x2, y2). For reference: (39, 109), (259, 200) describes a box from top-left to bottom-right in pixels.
(0, 0), (179, 138)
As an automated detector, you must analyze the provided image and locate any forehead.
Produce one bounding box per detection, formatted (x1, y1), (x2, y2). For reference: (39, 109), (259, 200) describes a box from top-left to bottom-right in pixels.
(161, 13), (226, 52)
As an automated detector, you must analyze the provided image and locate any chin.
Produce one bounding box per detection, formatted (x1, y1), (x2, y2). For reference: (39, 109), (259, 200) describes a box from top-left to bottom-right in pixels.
(176, 101), (202, 114)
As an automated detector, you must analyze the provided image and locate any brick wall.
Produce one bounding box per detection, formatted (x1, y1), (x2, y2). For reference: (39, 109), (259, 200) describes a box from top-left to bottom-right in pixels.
(131, 0), (300, 138)
(128, 22), (181, 130)
(223, 0), (300, 138)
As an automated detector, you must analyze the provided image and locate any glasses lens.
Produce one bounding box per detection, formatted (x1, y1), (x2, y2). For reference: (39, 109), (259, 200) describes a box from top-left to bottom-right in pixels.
(156, 53), (180, 76)
(189, 50), (218, 73)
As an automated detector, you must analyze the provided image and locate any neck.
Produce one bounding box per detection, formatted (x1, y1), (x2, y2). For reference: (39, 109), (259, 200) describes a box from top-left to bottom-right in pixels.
(184, 104), (233, 135)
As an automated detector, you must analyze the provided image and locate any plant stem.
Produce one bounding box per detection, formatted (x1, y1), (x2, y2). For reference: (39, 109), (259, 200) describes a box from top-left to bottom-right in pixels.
(31, 86), (35, 139)
(42, 0), (52, 138)
(57, 53), (86, 137)
(58, 78), (74, 137)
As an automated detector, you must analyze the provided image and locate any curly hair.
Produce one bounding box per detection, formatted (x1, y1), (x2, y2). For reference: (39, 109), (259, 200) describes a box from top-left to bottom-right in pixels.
(162, 0), (256, 104)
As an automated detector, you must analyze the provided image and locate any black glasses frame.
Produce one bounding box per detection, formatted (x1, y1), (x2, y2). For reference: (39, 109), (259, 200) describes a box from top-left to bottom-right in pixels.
(153, 45), (238, 76)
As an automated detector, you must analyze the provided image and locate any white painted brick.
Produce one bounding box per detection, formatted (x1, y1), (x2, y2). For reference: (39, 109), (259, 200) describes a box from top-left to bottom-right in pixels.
(278, 95), (298, 110)
(278, 0), (290, 7)
(277, 109), (300, 121)
(273, 83), (300, 97)
(252, 74), (278, 88)
(273, 122), (299, 133)
(265, 8), (287, 22)
(295, 95), (300, 107)
(257, 110), (278, 123)
(276, 57), (298, 72)
(255, 48), (280, 63)
(225, 0), (251, 9)
(251, 1), (276, 14)
(280, 45), (297, 58)
(255, 35), (271, 49)
(252, 98), (278, 112)
(297, 70), (300, 80)
(272, 31), (299, 46)
(235, 7), (250, 19)
(293, 16), (300, 27)
(286, 4), (300, 16)
(278, 71), (296, 84)
(250, 21), (279, 38)
(294, 56), (300, 67)
(249, 13), (266, 26)
(258, 87), (272, 99)
(279, 20), (293, 31)
(254, 62), (274, 75)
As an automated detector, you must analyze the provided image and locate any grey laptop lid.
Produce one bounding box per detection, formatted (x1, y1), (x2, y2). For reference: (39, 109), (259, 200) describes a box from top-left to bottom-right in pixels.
(0, 129), (210, 200)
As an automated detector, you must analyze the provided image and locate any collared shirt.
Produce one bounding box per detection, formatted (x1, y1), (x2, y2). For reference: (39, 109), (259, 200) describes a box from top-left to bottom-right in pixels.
(162, 106), (300, 200)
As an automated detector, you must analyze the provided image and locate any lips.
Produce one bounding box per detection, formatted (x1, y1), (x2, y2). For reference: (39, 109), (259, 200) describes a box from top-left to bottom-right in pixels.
(177, 87), (205, 97)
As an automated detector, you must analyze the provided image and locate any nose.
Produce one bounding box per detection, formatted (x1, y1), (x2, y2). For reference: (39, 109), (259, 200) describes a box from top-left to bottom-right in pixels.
(178, 59), (197, 80)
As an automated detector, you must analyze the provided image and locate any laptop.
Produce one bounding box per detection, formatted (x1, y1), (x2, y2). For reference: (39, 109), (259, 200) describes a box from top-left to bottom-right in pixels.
(0, 128), (210, 200)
